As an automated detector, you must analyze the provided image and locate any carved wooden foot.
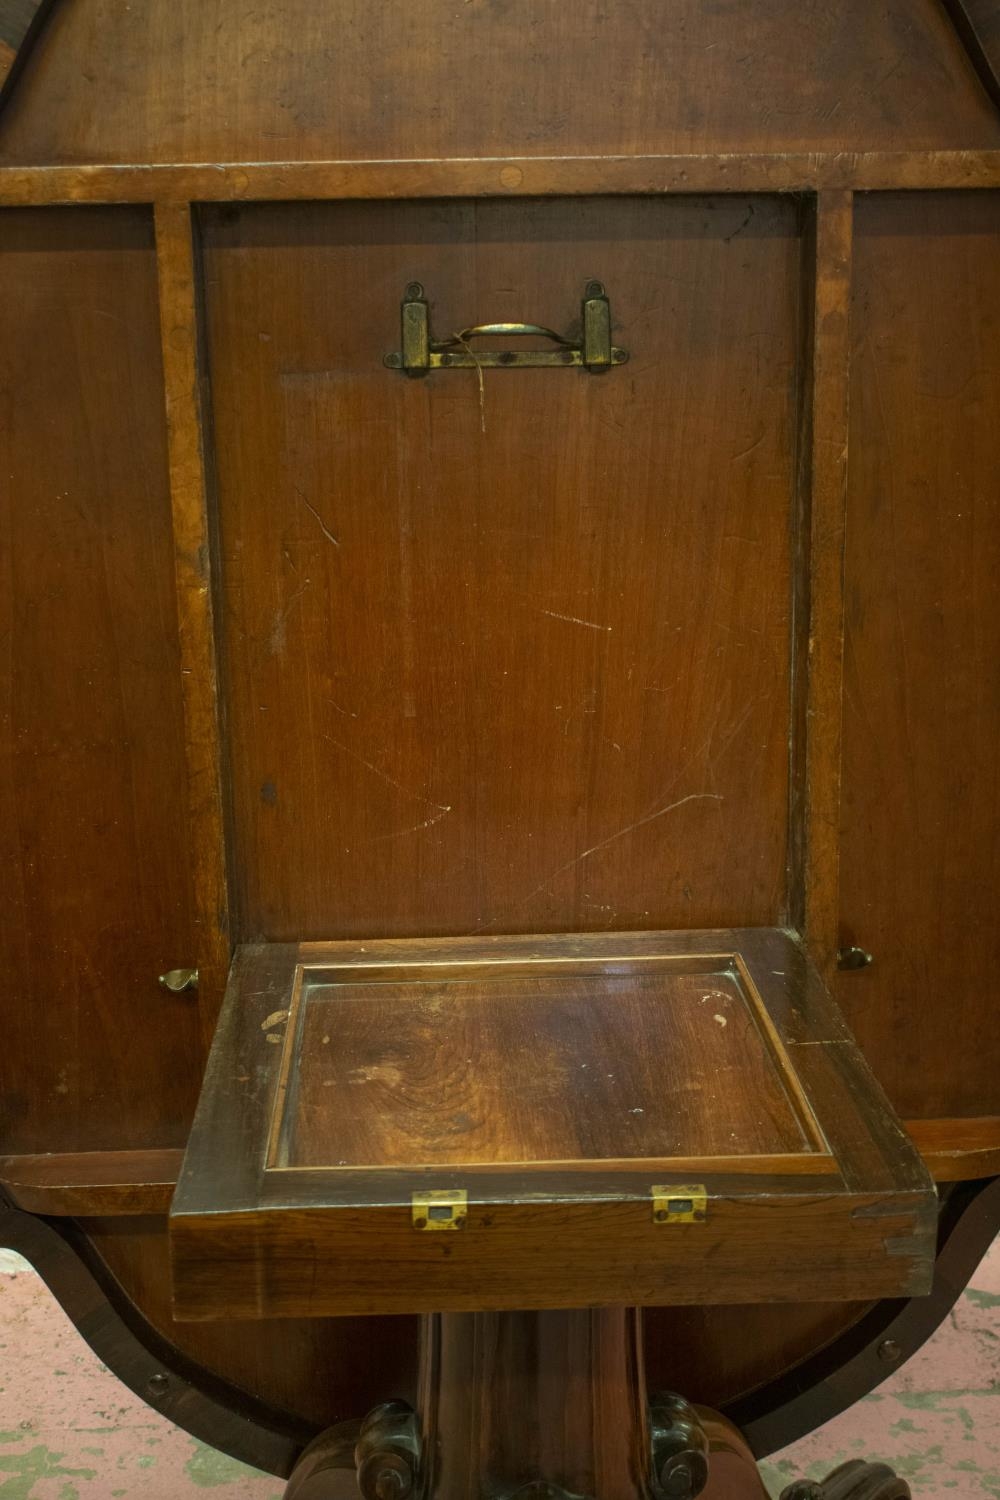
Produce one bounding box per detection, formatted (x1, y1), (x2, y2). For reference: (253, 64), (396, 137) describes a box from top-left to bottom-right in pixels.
(780, 1462), (911, 1500)
(283, 1418), (360, 1500)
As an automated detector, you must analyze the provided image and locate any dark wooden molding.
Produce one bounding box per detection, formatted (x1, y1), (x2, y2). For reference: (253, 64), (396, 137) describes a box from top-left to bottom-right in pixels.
(0, 1206), (309, 1477)
(0, 0), (56, 106)
(729, 1176), (1000, 1457)
(942, 0), (1000, 112)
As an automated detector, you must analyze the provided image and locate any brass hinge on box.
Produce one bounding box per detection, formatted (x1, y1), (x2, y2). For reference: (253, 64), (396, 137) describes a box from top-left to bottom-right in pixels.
(651, 1185), (708, 1224)
(412, 1189), (468, 1231)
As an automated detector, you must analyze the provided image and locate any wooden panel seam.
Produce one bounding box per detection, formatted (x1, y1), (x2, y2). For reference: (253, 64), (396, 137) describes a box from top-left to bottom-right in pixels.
(154, 202), (231, 1045)
(799, 191), (853, 976)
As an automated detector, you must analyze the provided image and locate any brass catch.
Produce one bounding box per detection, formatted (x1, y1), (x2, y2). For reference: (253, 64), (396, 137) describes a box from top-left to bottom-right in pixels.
(158, 967), (199, 993)
(837, 946), (874, 971)
(412, 1189), (468, 1231)
(651, 1185), (708, 1224)
(384, 281), (628, 373)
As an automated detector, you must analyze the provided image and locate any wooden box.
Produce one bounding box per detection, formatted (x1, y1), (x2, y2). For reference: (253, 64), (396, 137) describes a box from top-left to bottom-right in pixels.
(170, 928), (936, 1319)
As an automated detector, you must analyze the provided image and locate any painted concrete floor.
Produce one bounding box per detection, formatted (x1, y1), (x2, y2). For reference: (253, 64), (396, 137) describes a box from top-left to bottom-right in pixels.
(0, 1239), (997, 1498)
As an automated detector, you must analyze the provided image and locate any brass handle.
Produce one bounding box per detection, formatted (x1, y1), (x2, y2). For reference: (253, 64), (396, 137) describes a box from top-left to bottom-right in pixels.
(384, 280), (628, 374)
(448, 322), (572, 346)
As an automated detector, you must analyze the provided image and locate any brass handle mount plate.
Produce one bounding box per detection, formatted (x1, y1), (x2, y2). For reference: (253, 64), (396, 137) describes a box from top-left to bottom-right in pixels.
(384, 281), (628, 373)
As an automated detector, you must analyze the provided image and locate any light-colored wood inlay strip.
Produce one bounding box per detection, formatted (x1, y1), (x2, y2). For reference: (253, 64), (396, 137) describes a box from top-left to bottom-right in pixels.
(266, 1153), (839, 1179)
(154, 202), (230, 1046)
(1, 152), (1000, 207)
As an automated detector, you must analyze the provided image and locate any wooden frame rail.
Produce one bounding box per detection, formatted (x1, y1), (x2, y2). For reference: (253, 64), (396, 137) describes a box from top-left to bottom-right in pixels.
(154, 203), (231, 1043)
(1, 151), (1000, 208)
(793, 192), (854, 973)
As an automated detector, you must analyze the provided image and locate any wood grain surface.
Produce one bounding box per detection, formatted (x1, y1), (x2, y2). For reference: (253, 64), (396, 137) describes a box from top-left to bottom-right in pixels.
(2, 0), (999, 165)
(170, 929), (936, 1319)
(203, 195), (800, 942)
(839, 190), (1000, 1120)
(0, 0), (997, 1449)
(0, 207), (201, 1155)
(281, 967), (815, 1169)
(796, 192), (853, 975)
(79, 1214), (416, 1430)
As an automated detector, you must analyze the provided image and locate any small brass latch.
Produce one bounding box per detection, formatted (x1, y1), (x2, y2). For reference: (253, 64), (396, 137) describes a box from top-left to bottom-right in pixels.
(412, 1189), (468, 1231)
(651, 1185), (708, 1224)
(159, 968), (199, 993)
(384, 281), (628, 374)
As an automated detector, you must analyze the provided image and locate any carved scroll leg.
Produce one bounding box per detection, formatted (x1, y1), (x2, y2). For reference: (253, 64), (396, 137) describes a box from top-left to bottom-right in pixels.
(696, 1409), (770, 1500)
(285, 1401), (423, 1500)
(283, 1419), (362, 1500)
(781, 1461), (911, 1500)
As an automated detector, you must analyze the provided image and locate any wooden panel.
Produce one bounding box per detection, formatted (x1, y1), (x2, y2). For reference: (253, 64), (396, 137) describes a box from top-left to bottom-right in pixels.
(204, 196), (800, 941)
(840, 190), (1000, 1121)
(0, 206), (201, 1153)
(170, 929), (936, 1320)
(80, 1216), (418, 1430)
(905, 1116), (1000, 1181)
(2, 0), (1000, 165)
(0, 1150), (182, 1215)
(279, 965), (818, 1170)
(796, 192), (853, 974)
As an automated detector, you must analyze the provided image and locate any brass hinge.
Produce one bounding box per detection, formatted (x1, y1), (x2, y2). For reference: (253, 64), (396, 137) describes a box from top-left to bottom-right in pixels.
(412, 1189), (468, 1231)
(651, 1185), (708, 1224)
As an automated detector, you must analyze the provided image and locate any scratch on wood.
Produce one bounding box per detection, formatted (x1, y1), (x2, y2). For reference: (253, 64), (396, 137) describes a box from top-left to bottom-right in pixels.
(293, 485), (340, 547)
(723, 202), (756, 242)
(268, 579), (311, 656)
(511, 792), (724, 909)
(729, 429), (766, 462)
(541, 609), (612, 633)
(322, 734), (451, 815)
(369, 807), (453, 842)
